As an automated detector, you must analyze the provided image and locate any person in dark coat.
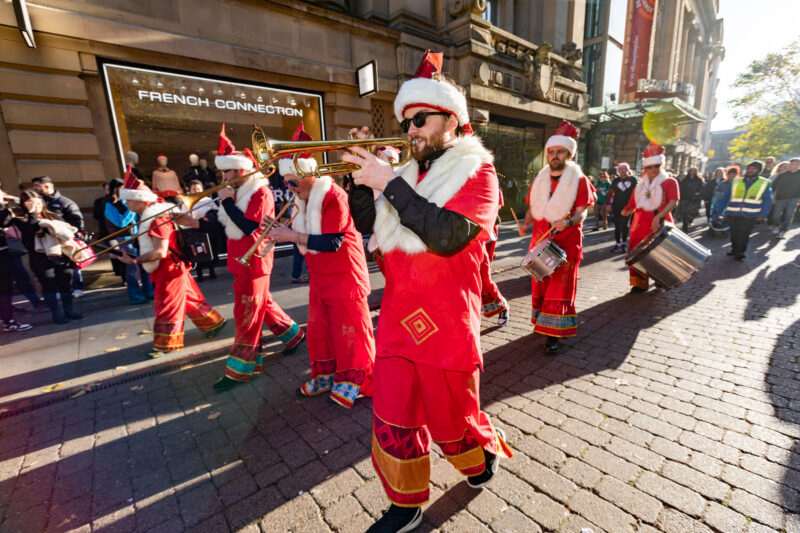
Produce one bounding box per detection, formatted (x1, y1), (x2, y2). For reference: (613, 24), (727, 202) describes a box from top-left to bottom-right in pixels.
(678, 167), (704, 232)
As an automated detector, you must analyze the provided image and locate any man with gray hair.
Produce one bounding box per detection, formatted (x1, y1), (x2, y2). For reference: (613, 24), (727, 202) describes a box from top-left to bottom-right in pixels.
(771, 157), (800, 238)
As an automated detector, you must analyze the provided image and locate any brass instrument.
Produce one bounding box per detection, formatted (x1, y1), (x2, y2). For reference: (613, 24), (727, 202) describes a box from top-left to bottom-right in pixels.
(251, 126), (411, 178)
(236, 199), (295, 265)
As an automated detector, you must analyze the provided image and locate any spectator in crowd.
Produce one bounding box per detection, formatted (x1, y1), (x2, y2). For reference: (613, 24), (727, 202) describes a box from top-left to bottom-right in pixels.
(126, 151), (144, 181)
(678, 167), (704, 232)
(710, 166), (737, 222)
(0, 192), (33, 332)
(105, 179), (153, 303)
(93, 182), (110, 237)
(186, 180), (220, 281)
(32, 176), (86, 297)
(770, 161), (790, 181)
(770, 157), (800, 239)
(703, 169), (722, 223)
(720, 160), (773, 261)
(592, 171), (611, 231)
(761, 156), (776, 178)
(605, 162), (637, 253)
(11, 190), (82, 324)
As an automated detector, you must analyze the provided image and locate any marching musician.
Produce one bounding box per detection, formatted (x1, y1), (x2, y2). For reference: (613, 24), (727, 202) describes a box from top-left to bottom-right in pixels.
(267, 123), (375, 409)
(525, 121), (594, 354)
(621, 143), (680, 292)
(480, 188), (509, 326)
(344, 50), (511, 533)
(117, 170), (226, 357)
(213, 125), (304, 392)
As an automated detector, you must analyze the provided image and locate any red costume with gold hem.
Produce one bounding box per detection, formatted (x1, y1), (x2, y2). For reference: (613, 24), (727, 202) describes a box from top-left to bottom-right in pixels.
(480, 189), (507, 319)
(215, 129), (303, 383)
(290, 175), (375, 408)
(527, 122), (595, 339)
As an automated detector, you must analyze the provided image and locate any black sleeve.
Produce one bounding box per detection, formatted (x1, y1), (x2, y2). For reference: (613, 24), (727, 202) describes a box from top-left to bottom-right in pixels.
(221, 198), (259, 235)
(383, 177), (481, 255)
(62, 197), (84, 230)
(306, 233), (345, 252)
(348, 185), (376, 235)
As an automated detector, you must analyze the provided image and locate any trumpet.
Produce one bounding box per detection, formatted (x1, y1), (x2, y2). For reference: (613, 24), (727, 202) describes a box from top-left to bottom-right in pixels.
(251, 126), (411, 178)
(237, 199), (296, 265)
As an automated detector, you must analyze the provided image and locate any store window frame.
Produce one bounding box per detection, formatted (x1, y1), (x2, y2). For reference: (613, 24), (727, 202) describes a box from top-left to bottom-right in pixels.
(98, 58), (327, 171)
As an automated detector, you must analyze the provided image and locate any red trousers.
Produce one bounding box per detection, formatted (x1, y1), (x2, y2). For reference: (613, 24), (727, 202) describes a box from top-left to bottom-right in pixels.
(480, 241), (506, 317)
(303, 292), (375, 408)
(531, 259), (580, 337)
(628, 210), (656, 289)
(371, 357), (511, 506)
(152, 265), (224, 351)
(223, 274), (300, 381)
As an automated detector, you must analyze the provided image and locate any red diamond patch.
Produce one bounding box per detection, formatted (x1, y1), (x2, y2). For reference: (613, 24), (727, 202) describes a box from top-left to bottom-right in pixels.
(400, 307), (439, 345)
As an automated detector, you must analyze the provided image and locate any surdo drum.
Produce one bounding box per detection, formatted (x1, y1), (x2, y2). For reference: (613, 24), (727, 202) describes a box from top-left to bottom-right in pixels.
(625, 224), (711, 289)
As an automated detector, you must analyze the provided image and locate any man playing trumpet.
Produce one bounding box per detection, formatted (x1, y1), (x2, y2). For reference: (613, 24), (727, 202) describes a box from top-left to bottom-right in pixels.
(213, 125), (304, 392)
(117, 170), (225, 357)
(267, 122), (375, 409)
(344, 50), (511, 533)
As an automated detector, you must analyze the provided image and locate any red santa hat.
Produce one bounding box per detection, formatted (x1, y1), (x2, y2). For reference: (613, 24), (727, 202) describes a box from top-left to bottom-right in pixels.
(119, 165), (158, 203)
(214, 124), (255, 171)
(277, 122), (319, 177)
(545, 120), (579, 156)
(642, 143), (666, 167)
(393, 50), (472, 134)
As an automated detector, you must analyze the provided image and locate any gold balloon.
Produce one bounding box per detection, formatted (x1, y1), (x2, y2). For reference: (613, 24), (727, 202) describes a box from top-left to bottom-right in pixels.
(642, 110), (679, 145)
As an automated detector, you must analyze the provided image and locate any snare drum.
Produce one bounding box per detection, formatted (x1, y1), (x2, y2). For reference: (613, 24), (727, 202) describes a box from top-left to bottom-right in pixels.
(521, 239), (568, 281)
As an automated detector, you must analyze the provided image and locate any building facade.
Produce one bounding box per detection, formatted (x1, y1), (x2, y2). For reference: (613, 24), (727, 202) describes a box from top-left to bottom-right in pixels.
(0, 0), (589, 219)
(584, 0), (724, 176)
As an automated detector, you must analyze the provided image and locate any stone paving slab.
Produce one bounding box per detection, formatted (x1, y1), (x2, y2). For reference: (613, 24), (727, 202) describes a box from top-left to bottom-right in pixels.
(0, 223), (798, 532)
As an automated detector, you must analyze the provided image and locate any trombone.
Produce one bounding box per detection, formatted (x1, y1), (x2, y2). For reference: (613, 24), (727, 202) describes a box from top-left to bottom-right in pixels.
(236, 199), (296, 266)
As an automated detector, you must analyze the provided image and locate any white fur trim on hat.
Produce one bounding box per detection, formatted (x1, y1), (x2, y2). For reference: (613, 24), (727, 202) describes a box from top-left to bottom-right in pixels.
(643, 154), (665, 167)
(278, 157), (318, 177)
(215, 153), (254, 171)
(393, 77), (469, 126)
(120, 188), (158, 203)
(545, 135), (578, 156)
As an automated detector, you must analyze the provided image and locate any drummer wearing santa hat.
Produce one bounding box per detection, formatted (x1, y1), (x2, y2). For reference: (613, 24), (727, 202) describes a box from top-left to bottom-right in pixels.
(267, 122), (375, 409)
(621, 143), (680, 292)
(344, 50), (512, 532)
(524, 120), (595, 354)
(117, 168), (225, 358)
(213, 124), (304, 392)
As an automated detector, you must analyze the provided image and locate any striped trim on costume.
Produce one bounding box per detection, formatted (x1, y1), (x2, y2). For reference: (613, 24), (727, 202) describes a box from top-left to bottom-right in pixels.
(277, 322), (301, 344)
(153, 321), (184, 351)
(531, 310), (577, 338)
(192, 306), (224, 332)
(371, 434), (431, 506)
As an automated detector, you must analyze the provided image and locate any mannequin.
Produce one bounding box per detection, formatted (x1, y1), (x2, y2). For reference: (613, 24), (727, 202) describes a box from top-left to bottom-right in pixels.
(183, 153), (202, 189)
(125, 151), (144, 180)
(151, 155), (182, 199)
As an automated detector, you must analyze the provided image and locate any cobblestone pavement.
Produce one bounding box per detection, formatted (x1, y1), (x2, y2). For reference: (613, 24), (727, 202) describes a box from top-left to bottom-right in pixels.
(1, 224), (799, 533)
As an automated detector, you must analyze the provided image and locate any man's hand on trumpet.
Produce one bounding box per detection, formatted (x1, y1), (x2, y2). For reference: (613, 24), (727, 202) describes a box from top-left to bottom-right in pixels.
(267, 223), (298, 244)
(342, 146), (395, 192)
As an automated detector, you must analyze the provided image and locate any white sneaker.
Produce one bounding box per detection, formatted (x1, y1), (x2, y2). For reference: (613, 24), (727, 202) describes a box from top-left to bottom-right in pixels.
(72, 289), (84, 299)
(3, 320), (32, 332)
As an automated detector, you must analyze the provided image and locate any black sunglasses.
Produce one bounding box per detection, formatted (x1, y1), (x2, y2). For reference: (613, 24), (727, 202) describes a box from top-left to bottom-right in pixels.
(400, 111), (451, 133)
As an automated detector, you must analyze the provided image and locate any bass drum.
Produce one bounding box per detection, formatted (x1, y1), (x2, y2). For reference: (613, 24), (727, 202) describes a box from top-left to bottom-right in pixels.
(625, 224), (711, 289)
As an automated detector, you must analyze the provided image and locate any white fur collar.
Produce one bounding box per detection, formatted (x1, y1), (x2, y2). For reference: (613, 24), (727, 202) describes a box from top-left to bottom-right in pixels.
(635, 170), (668, 211)
(217, 172), (270, 240)
(372, 135), (494, 254)
(529, 161), (582, 223)
(138, 202), (174, 273)
(291, 176), (333, 255)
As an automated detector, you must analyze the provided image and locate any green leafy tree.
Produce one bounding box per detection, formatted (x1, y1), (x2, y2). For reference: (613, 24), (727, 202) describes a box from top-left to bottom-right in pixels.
(728, 39), (800, 160)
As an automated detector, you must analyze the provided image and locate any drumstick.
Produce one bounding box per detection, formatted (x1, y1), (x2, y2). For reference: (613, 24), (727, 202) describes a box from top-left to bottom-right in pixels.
(508, 207), (526, 236)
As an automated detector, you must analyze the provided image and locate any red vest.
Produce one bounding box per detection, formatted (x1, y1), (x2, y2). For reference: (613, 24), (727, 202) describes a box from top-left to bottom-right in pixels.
(226, 187), (274, 278)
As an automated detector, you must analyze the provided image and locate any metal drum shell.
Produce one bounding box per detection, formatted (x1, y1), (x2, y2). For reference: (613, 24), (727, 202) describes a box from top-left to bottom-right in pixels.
(521, 239), (568, 281)
(625, 225), (711, 289)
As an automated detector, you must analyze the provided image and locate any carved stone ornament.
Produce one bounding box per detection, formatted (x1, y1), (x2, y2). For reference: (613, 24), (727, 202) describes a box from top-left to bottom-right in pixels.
(530, 44), (555, 100)
(450, 0), (486, 18)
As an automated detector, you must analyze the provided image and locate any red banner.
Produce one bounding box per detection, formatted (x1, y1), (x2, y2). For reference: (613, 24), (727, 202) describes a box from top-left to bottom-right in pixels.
(624, 0), (656, 93)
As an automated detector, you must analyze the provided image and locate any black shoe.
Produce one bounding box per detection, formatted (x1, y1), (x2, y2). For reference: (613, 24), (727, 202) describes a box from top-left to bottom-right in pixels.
(64, 310), (83, 320)
(545, 336), (561, 354)
(629, 286), (648, 294)
(213, 376), (245, 393)
(735, 255), (746, 261)
(497, 309), (509, 328)
(366, 505), (422, 533)
(726, 250), (735, 256)
(467, 428), (505, 488)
